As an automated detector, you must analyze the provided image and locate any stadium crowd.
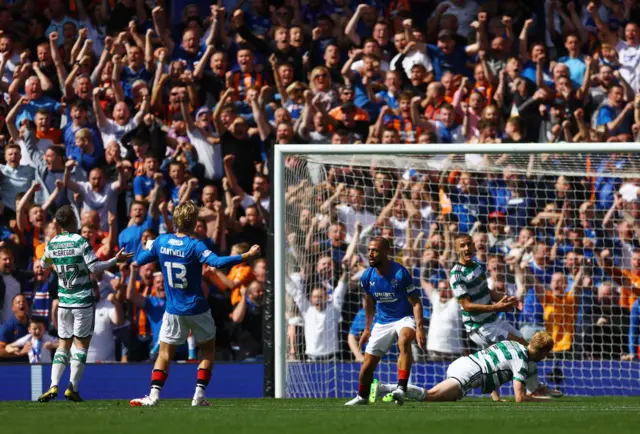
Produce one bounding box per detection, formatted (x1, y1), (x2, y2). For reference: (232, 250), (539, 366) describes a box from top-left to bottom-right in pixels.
(0, 0), (639, 365)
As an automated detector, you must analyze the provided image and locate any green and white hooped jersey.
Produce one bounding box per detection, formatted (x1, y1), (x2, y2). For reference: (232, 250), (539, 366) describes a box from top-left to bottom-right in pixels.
(42, 232), (97, 308)
(469, 341), (530, 393)
(449, 260), (497, 331)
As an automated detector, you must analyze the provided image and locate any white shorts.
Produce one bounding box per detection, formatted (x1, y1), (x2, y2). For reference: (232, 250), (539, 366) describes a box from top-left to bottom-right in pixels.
(159, 310), (216, 345)
(469, 318), (522, 349)
(365, 316), (416, 357)
(446, 357), (483, 398)
(447, 355), (539, 397)
(58, 306), (95, 339)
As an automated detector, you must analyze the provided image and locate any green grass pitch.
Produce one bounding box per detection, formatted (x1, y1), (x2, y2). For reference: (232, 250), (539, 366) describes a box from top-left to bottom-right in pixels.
(2, 398), (640, 434)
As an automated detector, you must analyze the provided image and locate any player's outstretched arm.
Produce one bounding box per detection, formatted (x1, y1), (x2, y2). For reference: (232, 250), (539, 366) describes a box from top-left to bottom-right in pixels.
(87, 248), (135, 274)
(458, 295), (517, 314)
(198, 243), (261, 269)
(134, 239), (160, 267)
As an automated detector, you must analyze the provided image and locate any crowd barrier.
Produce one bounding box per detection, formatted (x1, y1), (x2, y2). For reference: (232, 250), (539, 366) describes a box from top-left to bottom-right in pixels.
(0, 363), (264, 401)
(1, 361), (639, 400)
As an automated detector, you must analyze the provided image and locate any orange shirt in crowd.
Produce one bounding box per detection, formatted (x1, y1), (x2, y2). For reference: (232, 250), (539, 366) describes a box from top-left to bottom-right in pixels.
(542, 290), (577, 352)
(329, 106), (370, 123)
(385, 116), (423, 144)
(620, 270), (640, 310)
(36, 128), (61, 144)
(35, 242), (45, 261)
(231, 71), (264, 96)
(134, 281), (156, 338)
(228, 264), (255, 306)
(474, 83), (494, 104)
(604, 266), (640, 310)
(424, 99), (445, 121)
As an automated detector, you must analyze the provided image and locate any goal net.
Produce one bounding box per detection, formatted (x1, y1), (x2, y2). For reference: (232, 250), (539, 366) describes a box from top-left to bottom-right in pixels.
(274, 144), (640, 398)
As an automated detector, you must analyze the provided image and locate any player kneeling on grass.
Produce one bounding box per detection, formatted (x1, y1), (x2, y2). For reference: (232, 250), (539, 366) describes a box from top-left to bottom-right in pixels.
(373, 331), (555, 403)
(38, 205), (134, 403)
(129, 201), (261, 407)
(345, 237), (425, 406)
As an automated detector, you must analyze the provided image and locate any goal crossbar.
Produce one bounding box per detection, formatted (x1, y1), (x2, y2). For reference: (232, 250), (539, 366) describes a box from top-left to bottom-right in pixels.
(274, 143), (640, 155)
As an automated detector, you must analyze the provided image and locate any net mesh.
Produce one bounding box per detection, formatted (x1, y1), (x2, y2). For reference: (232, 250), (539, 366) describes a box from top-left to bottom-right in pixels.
(282, 151), (640, 398)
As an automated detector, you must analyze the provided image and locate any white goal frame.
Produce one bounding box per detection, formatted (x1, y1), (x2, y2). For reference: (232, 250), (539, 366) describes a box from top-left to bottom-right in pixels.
(272, 142), (640, 398)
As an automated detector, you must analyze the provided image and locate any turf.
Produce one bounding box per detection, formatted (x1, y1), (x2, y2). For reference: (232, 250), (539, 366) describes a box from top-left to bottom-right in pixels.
(2, 398), (640, 434)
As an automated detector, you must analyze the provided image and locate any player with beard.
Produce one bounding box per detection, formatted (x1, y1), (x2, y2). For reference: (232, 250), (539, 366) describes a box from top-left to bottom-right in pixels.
(345, 237), (424, 406)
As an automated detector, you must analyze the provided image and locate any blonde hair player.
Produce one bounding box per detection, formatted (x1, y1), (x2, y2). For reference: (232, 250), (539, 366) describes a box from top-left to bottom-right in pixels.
(129, 201), (261, 407)
(373, 332), (556, 403)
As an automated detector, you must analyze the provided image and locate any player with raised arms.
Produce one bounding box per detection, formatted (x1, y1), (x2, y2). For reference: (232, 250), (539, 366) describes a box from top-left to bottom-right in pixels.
(374, 331), (555, 403)
(449, 233), (561, 399)
(345, 236), (425, 406)
(129, 201), (260, 407)
(38, 205), (134, 402)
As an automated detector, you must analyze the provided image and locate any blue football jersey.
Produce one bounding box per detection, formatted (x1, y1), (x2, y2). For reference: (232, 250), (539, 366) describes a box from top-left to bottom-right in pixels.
(136, 234), (243, 315)
(360, 261), (418, 325)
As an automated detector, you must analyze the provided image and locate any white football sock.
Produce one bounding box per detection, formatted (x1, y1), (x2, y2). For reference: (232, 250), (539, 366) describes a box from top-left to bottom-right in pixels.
(150, 387), (161, 401)
(377, 383), (424, 400)
(526, 361), (540, 394)
(50, 348), (70, 388)
(69, 348), (87, 392)
(376, 383), (395, 396)
(406, 385), (426, 400)
(193, 385), (206, 401)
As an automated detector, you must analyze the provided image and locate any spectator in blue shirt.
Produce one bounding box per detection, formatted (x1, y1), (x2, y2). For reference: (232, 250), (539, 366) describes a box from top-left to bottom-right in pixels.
(15, 76), (62, 127)
(319, 222), (348, 265)
(594, 155), (626, 211)
(426, 30), (471, 81)
(118, 197), (161, 258)
(69, 128), (106, 173)
(134, 156), (161, 202)
(558, 33), (587, 88)
(167, 28), (205, 70)
(375, 71), (401, 110)
(44, 0), (78, 46)
(449, 171), (488, 233)
(341, 52), (382, 121)
(520, 40), (554, 89)
(528, 241), (563, 285)
(61, 100), (104, 163)
(0, 294), (29, 363)
(121, 45), (153, 99)
(595, 84), (634, 138)
(244, 1), (271, 37)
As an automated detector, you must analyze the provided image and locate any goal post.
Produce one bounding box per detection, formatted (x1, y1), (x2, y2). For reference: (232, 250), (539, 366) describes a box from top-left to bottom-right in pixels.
(272, 143), (640, 399)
